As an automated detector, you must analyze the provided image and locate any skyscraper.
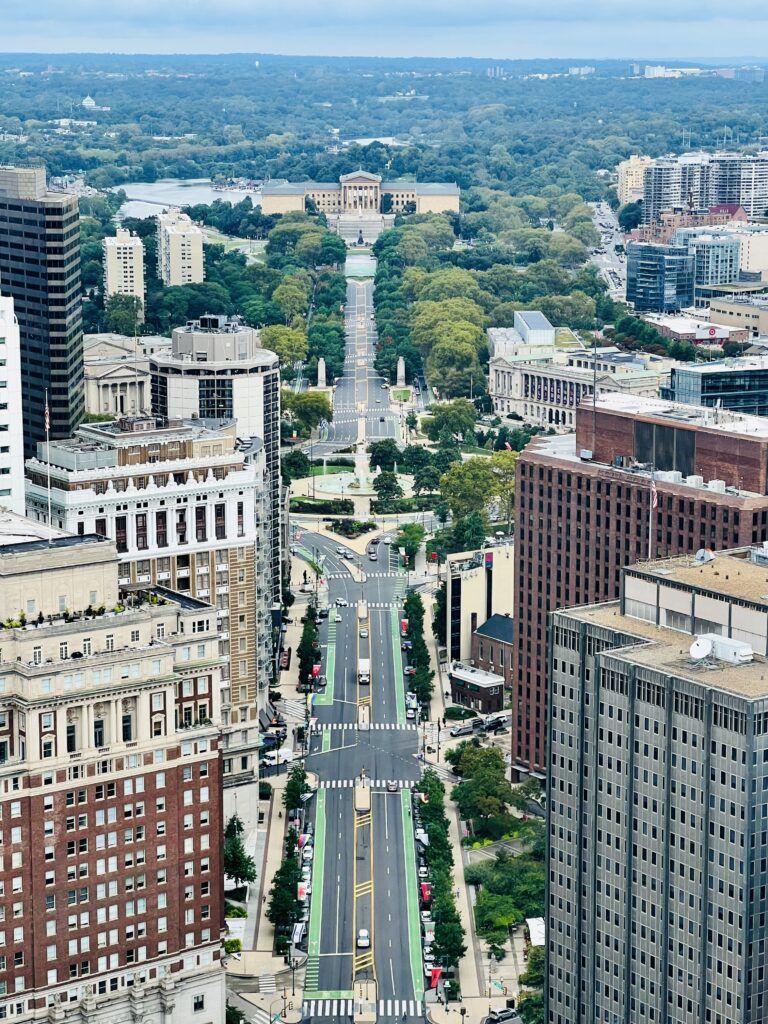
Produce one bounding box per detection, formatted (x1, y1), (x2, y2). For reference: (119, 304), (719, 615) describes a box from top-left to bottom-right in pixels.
(642, 151), (768, 223)
(513, 393), (768, 776)
(548, 548), (768, 1024)
(0, 165), (84, 455)
(150, 315), (282, 598)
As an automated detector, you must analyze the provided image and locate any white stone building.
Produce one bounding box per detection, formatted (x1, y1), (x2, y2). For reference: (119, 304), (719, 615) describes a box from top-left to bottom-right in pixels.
(150, 316), (282, 596)
(0, 297), (24, 514)
(24, 416), (274, 789)
(103, 227), (145, 315)
(156, 210), (204, 287)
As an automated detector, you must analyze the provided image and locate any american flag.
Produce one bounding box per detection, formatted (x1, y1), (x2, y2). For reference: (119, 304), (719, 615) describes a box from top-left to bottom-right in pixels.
(44, 398), (49, 434)
(651, 478), (658, 509)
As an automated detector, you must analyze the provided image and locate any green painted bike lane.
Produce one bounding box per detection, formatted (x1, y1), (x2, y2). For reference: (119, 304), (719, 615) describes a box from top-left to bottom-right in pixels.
(390, 605), (406, 725)
(306, 788), (327, 992)
(314, 619), (336, 708)
(400, 790), (425, 1002)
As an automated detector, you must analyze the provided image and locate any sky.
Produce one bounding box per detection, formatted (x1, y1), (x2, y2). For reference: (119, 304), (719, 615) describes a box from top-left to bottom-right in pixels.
(1, 0), (767, 60)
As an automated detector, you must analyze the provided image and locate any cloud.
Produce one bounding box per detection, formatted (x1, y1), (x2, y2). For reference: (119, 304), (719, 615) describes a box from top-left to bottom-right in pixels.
(1, 0), (768, 57)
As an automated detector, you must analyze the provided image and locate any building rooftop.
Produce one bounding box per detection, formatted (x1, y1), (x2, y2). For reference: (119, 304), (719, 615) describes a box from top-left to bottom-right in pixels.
(516, 310), (554, 331)
(0, 510), (69, 548)
(671, 356), (768, 376)
(474, 613), (514, 645)
(584, 392), (768, 439)
(625, 547), (768, 605)
(569, 601), (768, 699)
(449, 661), (505, 688)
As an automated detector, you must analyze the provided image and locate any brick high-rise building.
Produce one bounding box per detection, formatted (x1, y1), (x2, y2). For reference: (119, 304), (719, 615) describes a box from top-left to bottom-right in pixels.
(513, 393), (768, 775)
(548, 549), (768, 1024)
(0, 166), (84, 456)
(0, 511), (225, 1022)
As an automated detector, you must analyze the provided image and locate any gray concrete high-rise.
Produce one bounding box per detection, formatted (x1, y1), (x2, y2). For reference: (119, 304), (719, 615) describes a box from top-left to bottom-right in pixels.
(0, 165), (84, 455)
(547, 548), (768, 1024)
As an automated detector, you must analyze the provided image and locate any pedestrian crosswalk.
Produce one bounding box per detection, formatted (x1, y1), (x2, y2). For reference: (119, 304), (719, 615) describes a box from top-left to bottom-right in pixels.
(276, 697), (306, 719)
(316, 722), (417, 732)
(318, 778), (416, 789)
(325, 571), (400, 580)
(302, 999), (423, 1019)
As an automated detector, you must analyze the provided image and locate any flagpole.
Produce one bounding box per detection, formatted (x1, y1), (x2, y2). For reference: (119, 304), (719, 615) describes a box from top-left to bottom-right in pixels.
(45, 389), (52, 545)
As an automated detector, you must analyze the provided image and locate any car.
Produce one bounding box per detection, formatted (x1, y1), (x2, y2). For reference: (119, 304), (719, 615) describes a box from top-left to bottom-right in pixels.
(404, 666), (416, 676)
(383, 537), (392, 545)
(375, 399), (381, 404)
(450, 723), (473, 737)
(335, 597), (348, 607)
(302, 845), (314, 863)
(356, 928), (371, 948)
(318, 607), (329, 619)
(406, 707), (416, 721)
(369, 553), (378, 561)
(418, 865), (429, 879)
(359, 628), (369, 638)
(386, 780), (399, 792)
(487, 1010), (522, 1024)
(423, 950), (435, 964)
(402, 640), (413, 651)
(415, 829), (429, 847)
(336, 547), (347, 557)
(302, 865), (312, 879)
(379, 416), (385, 422)
(335, 613), (343, 623)
(420, 910), (432, 923)
(380, 384), (387, 390)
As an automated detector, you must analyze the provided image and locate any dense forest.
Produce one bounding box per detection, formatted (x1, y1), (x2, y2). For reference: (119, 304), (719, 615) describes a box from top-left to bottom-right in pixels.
(1, 54), (767, 200)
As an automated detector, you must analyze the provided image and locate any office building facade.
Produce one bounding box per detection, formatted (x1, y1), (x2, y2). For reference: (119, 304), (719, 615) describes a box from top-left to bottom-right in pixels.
(445, 543), (513, 664)
(0, 517), (225, 1023)
(513, 393), (768, 775)
(156, 210), (204, 287)
(662, 356), (768, 415)
(150, 316), (282, 597)
(24, 416), (274, 788)
(103, 228), (145, 315)
(0, 165), (83, 455)
(626, 242), (695, 312)
(547, 549), (768, 1024)
(616, 154), (653, 205)
(0, 297), (24, 514)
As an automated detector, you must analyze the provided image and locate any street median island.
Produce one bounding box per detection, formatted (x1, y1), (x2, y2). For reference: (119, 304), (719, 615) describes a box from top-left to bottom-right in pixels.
(353, 978), (377, 1023)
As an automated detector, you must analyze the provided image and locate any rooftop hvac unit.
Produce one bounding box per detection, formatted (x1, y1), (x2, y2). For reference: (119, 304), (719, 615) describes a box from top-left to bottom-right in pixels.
(708, 479), (727, 493)
(686, 475), (704, 488)
(579, 449), (593, 461)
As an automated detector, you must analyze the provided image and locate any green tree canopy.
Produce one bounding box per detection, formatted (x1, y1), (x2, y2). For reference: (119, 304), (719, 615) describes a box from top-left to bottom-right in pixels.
(261, 324), (309, 366)
(439, 457), (497, 520)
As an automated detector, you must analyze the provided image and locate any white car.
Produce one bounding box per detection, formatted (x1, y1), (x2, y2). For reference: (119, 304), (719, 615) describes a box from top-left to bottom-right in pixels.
(420, 910), (432, 923)
(383, 537), (392, 545)
(335, 597), (349, 607)
(356, 928), (371, 948)
(302, 846), (314, 863)
(359, 628), (369, 638)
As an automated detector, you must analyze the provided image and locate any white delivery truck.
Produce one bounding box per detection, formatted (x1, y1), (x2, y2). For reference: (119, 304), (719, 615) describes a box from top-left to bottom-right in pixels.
(358, 657), (371, 685)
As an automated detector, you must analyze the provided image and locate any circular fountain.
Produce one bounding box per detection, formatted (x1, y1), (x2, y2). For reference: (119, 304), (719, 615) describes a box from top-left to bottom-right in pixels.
(313, 444), (380, 497)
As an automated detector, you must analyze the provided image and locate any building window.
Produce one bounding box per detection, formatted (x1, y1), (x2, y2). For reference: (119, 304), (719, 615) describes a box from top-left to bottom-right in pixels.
(193, 995), (205, 1011)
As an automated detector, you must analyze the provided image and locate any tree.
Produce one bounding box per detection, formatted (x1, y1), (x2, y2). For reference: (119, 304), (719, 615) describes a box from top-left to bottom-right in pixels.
(227, 1006), (247, 1024)
(439, 458), (497, 521)
(284, 392), (333, 437)
(367, 438), (400, 473)
(273, 279), (310, 323)
(518, 991), (545, 1024)
(261, 325), (308, 366)
(284, 764), (310, 810)
(372, 471), (403, 508)
(319, 233), (347, 266)
(225, 813), (244, 841)
(224, 830), (257, 888)
(105, 294), (143, 336)
(519, 944), (546, 988)
(618, 201), (643, 231)
(490, 449), (519, 532)
(396, 523), (425, 563)
(426, 341), (485, 399)
(423, 399), (477, 442)
(451, 511), (487, 552)
(282, 448), (311, 484)
(413, 465), (441, 496)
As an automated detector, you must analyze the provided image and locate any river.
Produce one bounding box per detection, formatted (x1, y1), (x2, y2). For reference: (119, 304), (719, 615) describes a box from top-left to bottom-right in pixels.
(114, 178), (262, 219)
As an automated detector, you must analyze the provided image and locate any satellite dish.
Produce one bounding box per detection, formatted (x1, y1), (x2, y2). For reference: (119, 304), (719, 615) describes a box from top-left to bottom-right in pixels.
(695, 548), (715, 565)
(690, 636), (713, 661)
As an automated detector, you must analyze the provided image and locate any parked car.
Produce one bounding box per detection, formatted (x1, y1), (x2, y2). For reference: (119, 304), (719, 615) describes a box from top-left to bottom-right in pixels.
(404, 666), (416, 676)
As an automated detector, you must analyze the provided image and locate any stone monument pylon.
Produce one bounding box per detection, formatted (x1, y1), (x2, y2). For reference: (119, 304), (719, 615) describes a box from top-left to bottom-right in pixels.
(396, 356), (405, 387)
(317, 357), (327, 388)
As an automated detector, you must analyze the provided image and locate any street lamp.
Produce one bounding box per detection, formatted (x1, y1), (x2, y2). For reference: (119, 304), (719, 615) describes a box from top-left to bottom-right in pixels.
(290, 956), (299, 996)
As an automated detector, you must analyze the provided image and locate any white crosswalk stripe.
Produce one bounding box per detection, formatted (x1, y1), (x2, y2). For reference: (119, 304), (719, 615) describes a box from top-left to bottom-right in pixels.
(276, 698), (306, 719)
(316, 722), (417, 732)
(377, 1000), (423, 1017)
(317, 778), (416, 789)
(302, 998), (354, 1018)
